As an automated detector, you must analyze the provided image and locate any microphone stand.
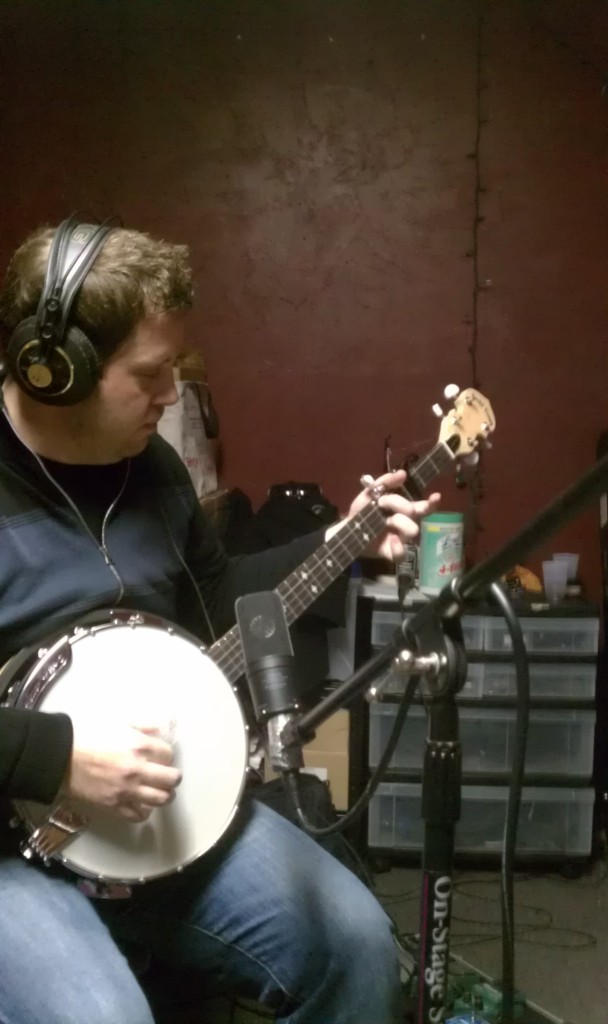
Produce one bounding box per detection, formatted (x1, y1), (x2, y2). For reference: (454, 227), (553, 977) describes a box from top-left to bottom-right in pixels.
(281, 447), (608, 1024)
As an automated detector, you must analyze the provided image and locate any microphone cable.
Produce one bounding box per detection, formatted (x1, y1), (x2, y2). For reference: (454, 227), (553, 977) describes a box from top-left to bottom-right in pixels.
(284, 671), (419, 838)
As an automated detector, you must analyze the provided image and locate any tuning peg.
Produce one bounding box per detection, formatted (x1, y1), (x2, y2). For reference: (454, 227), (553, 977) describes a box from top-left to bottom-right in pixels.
(444, 383), (460, 400)
(432, 403), (444, 418)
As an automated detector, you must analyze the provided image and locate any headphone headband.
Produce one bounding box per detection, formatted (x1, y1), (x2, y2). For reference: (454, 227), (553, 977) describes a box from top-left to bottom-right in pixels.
(37, 218), (113, 359)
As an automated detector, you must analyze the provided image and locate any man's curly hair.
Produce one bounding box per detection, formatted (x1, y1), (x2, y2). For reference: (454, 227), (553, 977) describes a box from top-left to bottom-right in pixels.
(0, 224), (194, 364)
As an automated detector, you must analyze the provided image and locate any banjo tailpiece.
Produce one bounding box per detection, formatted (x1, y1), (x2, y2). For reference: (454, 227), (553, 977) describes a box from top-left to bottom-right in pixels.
(18, 800), (87, 864)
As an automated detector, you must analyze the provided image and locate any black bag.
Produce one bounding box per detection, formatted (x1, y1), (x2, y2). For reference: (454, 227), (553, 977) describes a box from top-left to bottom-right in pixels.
(246, 773), (370, 887)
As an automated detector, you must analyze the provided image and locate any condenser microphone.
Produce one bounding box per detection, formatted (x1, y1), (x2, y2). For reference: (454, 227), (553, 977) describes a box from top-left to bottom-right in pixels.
(235, 591), (304, 773)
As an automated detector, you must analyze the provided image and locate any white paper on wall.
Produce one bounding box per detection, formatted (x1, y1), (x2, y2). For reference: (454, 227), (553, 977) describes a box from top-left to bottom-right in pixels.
(157, 381), (218, 497)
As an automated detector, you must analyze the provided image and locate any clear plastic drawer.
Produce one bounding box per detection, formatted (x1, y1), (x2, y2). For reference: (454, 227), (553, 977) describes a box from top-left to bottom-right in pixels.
(370, 609), (403, 648)
(368, 704), (595, 777)
(372, 659), (595, 701)
(484, 616), (598, 654)
(481, 661), (596, 700)
(371, 610), (484, 651)
(368, 781), (595, 856)
(460, 616), (485, 651)
(377, 661), (485, 698)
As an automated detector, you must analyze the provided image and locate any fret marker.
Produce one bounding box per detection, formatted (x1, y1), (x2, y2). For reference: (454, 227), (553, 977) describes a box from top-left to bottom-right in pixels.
(301, 571), (308, 579)
(311, 584), (319, 594)
(326, 559), (333, 567)
(363, 532), (370, 543)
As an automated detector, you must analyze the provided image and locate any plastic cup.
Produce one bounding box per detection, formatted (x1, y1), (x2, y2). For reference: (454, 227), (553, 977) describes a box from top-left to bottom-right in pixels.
(552, 552), (579, 582)
(542, 559), (569, 603)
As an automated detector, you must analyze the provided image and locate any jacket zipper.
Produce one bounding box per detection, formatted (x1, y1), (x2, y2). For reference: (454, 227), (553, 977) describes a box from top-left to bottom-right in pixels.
(32, 453), (130, 604)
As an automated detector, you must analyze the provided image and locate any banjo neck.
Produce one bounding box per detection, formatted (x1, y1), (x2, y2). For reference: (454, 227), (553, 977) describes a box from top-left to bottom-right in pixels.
(208, 442), (455, 685)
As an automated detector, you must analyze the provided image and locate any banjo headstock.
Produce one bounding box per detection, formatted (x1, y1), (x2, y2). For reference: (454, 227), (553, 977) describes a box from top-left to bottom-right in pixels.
(435, 385), (495, 457)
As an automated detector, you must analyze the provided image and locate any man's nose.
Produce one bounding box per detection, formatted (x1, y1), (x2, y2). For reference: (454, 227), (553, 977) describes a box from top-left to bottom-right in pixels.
(156, 370), (179, 407)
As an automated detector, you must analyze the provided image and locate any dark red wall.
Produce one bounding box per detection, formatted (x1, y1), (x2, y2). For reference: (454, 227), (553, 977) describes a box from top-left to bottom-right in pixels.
(2, 0), (607, 600)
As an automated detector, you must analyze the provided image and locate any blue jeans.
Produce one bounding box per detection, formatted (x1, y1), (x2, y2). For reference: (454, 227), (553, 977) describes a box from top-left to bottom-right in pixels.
(0, 799), (401, 1023)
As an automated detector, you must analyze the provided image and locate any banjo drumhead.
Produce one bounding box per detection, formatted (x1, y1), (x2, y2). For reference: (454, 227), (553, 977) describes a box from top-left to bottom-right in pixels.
(19, 620), (249, 883)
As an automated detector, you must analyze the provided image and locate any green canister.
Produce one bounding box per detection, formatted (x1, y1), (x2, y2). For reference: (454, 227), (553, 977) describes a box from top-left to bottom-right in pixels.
(419, 512), (464, 595)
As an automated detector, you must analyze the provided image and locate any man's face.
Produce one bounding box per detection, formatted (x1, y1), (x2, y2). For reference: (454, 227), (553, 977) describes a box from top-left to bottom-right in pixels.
(86, 310), (186, 461)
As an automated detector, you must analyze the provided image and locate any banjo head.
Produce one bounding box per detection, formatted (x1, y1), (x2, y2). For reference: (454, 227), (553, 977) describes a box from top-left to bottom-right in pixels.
(11, 614), (249, 884)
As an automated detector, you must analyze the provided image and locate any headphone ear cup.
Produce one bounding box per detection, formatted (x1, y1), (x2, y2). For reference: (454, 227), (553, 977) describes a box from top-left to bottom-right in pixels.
(6, 316), (42, 388)
(6, 317), (100, 406)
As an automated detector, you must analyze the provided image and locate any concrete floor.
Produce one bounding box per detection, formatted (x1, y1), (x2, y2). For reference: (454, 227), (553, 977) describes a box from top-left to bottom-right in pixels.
(374, 858), (608, 1024)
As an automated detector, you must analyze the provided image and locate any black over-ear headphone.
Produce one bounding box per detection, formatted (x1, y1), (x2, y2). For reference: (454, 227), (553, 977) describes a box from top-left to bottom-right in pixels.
(6, 215), (114, 406)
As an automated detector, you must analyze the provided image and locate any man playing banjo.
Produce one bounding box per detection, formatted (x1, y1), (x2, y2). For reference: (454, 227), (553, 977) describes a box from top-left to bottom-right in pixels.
(0, 217), (439, 1024)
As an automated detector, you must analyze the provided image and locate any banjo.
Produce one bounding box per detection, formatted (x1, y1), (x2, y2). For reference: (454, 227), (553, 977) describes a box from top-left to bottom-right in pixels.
(0, 387), (495, 887)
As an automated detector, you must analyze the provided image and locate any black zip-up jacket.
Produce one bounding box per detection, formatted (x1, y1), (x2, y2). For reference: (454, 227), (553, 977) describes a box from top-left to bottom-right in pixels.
(0, 410), (342, 826)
